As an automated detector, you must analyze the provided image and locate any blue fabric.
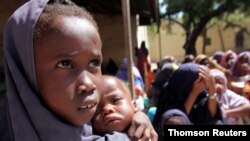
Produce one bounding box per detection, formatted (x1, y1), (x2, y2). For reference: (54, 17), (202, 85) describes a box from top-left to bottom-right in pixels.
(116, 58), (144, 89)
(147, 107), (157, 123)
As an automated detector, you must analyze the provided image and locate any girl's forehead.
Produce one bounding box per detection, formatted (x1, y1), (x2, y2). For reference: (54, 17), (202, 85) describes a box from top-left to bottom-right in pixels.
(53, 16), (99, 40)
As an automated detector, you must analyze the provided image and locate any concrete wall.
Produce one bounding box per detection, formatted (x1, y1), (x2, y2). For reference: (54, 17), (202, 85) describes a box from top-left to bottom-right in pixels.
(148, 22), (250, 63)
(94, 14), (138, 68)
(148, 23), (185, 62)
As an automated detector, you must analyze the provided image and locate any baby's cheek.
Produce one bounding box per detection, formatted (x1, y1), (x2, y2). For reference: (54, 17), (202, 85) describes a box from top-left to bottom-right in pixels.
(92, 114), (101, 125)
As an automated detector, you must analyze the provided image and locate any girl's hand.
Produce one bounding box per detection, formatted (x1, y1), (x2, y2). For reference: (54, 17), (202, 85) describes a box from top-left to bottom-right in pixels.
(128, 111), (158, 141)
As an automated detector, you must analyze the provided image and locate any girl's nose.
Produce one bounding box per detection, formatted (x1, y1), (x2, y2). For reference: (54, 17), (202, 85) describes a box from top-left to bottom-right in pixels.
(77, 72), (97, 94)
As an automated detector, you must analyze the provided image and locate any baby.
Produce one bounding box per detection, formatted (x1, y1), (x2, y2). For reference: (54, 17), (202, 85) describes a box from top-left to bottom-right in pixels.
(92, 75), (137, 134)
(92, 75), (157, 140)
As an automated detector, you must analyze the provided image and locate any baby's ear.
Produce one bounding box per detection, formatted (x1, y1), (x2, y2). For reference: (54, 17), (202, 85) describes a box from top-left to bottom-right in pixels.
(131, 100), (138, 112)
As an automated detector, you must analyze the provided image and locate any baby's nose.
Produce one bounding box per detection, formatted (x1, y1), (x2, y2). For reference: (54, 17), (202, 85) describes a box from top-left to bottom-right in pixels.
(102, 104), (114, 116)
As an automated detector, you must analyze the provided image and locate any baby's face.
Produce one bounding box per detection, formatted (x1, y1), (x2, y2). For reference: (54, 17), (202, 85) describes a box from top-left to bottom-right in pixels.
(92, 77), (136, 133)
(34, 16), (102, 126)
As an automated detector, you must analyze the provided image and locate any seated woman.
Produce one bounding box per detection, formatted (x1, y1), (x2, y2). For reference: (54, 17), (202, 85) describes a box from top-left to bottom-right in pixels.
(153, 63), (223, 140)
(210, 68), (250, 124)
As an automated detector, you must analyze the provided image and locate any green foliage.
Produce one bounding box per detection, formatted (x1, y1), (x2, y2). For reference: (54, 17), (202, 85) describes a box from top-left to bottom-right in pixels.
(148, 23), (159, 33)
(160, 0), (250, 28)
(158, 0), (250, 55)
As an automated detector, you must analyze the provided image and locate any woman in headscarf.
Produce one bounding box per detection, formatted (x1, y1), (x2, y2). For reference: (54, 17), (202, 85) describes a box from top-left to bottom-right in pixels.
(212, 51), (224, 64)
(153, 63), (223, 140)
(210, 69), (250, 124)
(228, 51), (250, 95)
(220, 50), (238, 70)
(231, 51), (250, 80)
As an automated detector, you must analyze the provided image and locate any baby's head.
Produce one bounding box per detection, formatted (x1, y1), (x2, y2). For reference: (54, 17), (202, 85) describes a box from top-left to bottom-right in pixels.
(33, 0), (103, 126)
(92, 75), (137, 134)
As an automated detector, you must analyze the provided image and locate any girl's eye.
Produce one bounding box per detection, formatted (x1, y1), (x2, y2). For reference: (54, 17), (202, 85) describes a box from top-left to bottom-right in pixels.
(57, 60), (73, 69)
(89, 59), (101, 68)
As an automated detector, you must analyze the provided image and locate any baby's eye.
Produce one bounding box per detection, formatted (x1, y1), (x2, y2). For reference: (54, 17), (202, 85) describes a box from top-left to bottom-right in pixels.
(89, 59), (101, 68)
(57, 60), (73, 69)
(112, 96), (122, 104)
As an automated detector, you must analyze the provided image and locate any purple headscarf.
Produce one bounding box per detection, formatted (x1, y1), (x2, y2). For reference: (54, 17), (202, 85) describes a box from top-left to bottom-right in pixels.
(212, 51), (224, 64)
(231, 51), (250, 78)
(157, 63), (201, 113)
(3, 0), (129, 140)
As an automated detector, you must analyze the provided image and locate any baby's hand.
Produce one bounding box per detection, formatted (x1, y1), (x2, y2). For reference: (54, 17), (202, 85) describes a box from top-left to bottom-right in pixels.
(128, 111), (158, 141)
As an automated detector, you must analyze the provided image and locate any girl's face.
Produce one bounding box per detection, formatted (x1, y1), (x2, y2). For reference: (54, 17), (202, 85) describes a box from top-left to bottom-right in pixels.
(92, 77), (136, 133)
(34, 16), (102, 126)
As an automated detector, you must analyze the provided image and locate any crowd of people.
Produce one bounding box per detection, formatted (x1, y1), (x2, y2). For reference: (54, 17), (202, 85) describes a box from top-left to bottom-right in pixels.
(0, 0), (250, 140)
(148, 50), (250, 139)
(104, 44), (250, 139)
(105, 48), (250, 139)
